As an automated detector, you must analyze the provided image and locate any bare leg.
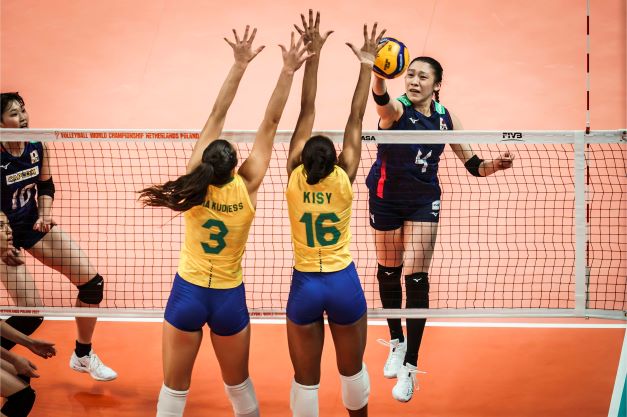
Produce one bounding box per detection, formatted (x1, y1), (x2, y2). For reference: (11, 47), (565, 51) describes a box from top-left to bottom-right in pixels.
(286, 318), (325, 386)
(210, 324), (252, 386)
(162, 321), (203, 390)
(329, 314), (368, 417)
(28, 226), (98, 344)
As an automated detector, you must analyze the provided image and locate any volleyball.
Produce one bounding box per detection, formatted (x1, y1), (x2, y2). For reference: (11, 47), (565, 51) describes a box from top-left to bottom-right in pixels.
(373, 37), (410, 79)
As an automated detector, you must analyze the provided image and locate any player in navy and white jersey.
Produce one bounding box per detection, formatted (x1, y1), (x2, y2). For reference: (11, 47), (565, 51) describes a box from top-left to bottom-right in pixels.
(0, 92), (117, 382)
(368, 57), (515, 402)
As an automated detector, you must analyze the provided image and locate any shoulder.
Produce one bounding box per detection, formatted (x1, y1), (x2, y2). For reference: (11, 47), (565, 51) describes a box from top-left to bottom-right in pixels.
(447, 110), (463, 130)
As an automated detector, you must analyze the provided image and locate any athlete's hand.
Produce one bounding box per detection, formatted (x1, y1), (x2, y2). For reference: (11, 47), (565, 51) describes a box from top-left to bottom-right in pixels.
(33, 216), (56, 233)
(13, 355), (40, 378)
(494, 152), (515, 171)
(27, 338), (56, 359)
(280, 33), (315, 74)
(347, 22), (386, 67)
(294, 9), (333, 54)
(225, 25), (265, 66)
(0, 225), (24, 266)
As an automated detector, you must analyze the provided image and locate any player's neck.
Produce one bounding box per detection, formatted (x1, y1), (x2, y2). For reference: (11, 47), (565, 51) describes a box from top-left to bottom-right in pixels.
(1, 141), (25, 156)
(412, 99), (432, 116)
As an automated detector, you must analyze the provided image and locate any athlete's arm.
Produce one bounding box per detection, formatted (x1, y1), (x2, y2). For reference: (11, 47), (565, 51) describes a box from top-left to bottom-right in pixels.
(372, 77), (403, 129)
(0, 321), (55, 359)
(287, 10), (333, 176)
(187, 26), (265, 173)
(239, 33), (313, 198)
(339, 23), (385, 183)
(449, 113), (515, 176)
(33, 144), (55, 233)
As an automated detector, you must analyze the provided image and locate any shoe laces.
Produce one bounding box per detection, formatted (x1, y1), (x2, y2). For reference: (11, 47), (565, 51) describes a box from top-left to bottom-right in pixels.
(88, 353), (106, 371)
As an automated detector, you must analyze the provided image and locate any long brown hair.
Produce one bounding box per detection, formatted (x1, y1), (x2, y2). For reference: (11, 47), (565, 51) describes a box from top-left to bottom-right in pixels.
(139, 139), (237, 211)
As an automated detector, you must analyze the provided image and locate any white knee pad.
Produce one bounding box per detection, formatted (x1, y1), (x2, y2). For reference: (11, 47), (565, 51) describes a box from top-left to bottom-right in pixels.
(290, 379), (319, 417)
(340, 364), (370, 411)
(156, 384), (189, 417)
(224, 377), (259, 417)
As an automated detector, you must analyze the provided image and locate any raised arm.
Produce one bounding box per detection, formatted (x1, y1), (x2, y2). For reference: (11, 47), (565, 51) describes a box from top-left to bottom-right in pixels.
(238, 33), (313, 197)
(372, 69), (403, 129)
(448, 115), (515, 176)
(338, 23), (386, 183)
(187, 26), (265, 173)
(286, 10), (333, 176)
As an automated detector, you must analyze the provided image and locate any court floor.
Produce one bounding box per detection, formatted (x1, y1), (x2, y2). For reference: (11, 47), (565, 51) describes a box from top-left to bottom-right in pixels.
(14, 318), (625, 417)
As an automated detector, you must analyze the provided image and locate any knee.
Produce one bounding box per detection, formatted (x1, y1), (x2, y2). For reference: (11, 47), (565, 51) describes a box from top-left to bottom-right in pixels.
(5, 316), (44, 336)
(376, 264), (402, 285)
(76, 274), (104, 305)
(340, 363), (370, 411)
(1, 385), (36, 417)
(405, 272), (429, 308)
(224, 378), (259, 417)
(290, 380), (319, 417)
(156, 383), (188, 417)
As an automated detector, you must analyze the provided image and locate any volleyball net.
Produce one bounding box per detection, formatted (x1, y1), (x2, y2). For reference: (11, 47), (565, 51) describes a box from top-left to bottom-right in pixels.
(0, 128), (625, 319)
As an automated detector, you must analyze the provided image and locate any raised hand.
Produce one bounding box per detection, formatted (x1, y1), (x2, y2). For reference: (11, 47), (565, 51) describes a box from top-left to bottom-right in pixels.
(279, 32), (315, 74)
(224, 25), (265, 65)
(346, 22), (387, 66)
(294, 9), (333, 54)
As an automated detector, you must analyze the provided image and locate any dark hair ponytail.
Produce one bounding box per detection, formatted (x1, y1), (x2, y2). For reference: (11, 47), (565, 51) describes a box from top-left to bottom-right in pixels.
(410, 56), (443, 102)
(302, 135), (337, 185)
(139, 139), (237, 211)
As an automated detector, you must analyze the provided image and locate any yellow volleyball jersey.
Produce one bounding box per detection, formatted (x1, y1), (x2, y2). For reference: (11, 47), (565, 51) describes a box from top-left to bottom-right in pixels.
(178, 174), (255, 288)
(286, 164), (353, 272)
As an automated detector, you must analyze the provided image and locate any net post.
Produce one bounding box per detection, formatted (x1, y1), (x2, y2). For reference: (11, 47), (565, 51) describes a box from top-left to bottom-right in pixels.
(574, 131), (588, 316)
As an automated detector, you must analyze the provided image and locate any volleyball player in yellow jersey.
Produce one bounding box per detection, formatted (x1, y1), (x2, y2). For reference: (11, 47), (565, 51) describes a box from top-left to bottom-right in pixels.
(285, 11), (385, 417)
(140, 27), (313, 417)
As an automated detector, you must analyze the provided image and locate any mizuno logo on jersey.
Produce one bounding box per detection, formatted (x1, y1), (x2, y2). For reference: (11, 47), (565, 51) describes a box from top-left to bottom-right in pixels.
(0, 163), (9, 169)
(5, 166), (39, 185)
(409, 117), (420, 124)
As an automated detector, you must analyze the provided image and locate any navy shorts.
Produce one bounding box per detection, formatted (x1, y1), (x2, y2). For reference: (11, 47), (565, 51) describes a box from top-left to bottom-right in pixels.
(286, 262), (367, 326)
(10, 210), (50, 249)
(164, 273), (250, 336)
(368, 194), (441, 231)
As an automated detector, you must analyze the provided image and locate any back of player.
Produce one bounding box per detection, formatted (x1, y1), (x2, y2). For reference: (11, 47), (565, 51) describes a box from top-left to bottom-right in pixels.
(139, 26), (312, 417)
(285, 11), (384, 417)
(178, 174), (254, 289)
(286, 163), (352, 273)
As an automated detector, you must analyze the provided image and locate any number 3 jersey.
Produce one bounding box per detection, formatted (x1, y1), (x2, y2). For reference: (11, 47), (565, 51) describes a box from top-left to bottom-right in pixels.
(365, 95), (454, 202)
(178, 174), (255, 289)
(1, 142), (43, 224)
(286, 164), (353, 273)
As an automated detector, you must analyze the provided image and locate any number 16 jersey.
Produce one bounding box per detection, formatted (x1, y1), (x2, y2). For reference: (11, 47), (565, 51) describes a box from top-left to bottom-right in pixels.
(178, 174), (255, 289)
(286, 164), (353, 273)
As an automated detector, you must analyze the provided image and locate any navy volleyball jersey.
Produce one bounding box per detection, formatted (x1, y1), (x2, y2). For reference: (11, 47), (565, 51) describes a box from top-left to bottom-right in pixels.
(365, 95), (453, 202)
(1, 142), (43, 223)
